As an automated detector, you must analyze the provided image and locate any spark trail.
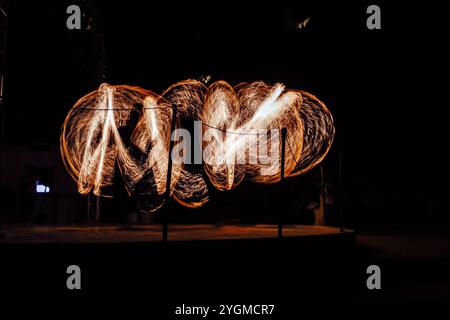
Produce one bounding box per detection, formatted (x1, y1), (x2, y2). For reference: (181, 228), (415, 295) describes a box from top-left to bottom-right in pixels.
(61, 80), (334, 213)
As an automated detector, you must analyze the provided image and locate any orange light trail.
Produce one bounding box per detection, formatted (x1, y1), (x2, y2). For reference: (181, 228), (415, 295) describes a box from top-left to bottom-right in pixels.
(60, 80), (334, 212)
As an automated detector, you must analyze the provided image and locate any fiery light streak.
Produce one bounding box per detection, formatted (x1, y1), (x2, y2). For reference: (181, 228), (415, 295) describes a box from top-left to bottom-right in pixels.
(61, 80), (334, 212)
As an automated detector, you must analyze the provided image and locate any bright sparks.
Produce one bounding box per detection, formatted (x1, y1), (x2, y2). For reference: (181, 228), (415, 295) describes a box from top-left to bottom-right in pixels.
(60, 80), (335, 212)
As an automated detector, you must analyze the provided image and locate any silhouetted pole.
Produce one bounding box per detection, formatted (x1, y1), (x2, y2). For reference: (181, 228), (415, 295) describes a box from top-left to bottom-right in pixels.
(278, 128), (287, 238)
(0, 0), (9, 238)
(87, 192), (91, 222)
(95, 194), (101, 221)
(163, 106), (177, 241)
(320, 164), (327, 225)
(338, 151), (344, 232)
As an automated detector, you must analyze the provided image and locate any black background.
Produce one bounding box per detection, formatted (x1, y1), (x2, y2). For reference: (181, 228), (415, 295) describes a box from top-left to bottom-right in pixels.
(4, 0), (449, 227)
(1, 0), (450, 314)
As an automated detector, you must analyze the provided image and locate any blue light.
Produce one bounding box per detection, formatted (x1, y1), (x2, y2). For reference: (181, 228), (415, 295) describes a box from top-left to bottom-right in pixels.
(36, 180), (50, 193)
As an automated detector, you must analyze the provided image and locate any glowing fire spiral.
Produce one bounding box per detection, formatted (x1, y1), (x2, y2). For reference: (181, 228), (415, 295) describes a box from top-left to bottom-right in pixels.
(60, 80), (334, 213)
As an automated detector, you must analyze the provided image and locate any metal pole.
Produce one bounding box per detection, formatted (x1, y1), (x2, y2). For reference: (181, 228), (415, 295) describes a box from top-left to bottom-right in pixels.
(278, 128), (287, 237)
(87, 192), (92, 222)
(163, 105), (177, 241)
(87, 193), (90, 221)
(0, 0), (9, 237)
(319, 164), (327, 225)
(95, 194), (101, 221)
(338, 151), (344, 232)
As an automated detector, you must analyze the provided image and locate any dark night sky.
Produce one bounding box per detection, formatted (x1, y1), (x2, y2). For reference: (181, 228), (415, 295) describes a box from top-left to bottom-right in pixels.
(3, 0), (449, 223)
